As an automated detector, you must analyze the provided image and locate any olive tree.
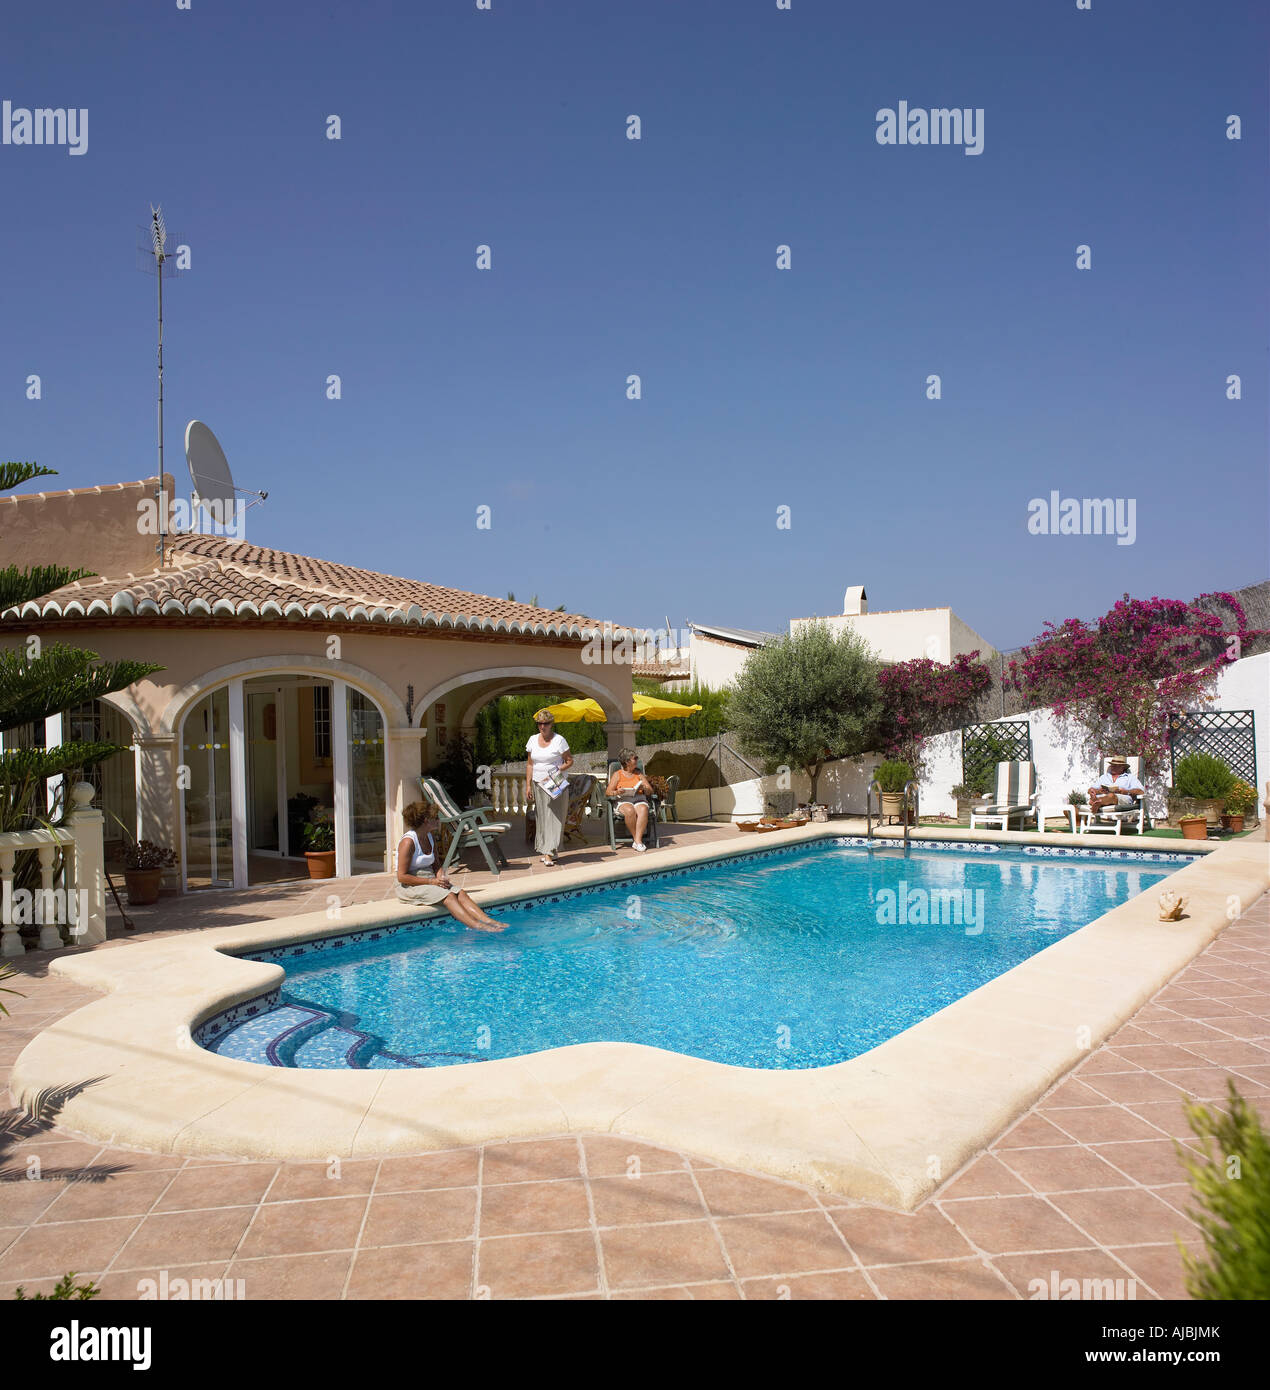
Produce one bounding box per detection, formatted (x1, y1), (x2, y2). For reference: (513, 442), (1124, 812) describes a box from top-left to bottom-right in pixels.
(727, 622), (882, 804)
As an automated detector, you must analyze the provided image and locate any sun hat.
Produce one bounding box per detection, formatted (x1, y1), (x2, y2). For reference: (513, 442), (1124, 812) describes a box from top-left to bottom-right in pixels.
(533, 709), (555, 724)
(1108, 753), (1129, 764)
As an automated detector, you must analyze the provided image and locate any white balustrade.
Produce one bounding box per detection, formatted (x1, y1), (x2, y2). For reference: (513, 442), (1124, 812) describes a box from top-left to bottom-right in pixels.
(486, 772), (606, 820)
(0, 781), (107, 957)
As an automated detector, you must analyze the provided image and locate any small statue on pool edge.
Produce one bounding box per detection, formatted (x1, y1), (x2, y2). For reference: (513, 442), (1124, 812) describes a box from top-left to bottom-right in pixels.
(1157, 890), (1187, 922)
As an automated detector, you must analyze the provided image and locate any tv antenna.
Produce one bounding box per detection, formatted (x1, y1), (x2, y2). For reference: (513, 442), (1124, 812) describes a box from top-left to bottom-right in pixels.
(184, 420), (267, 536)
(139, 204), (184, 565)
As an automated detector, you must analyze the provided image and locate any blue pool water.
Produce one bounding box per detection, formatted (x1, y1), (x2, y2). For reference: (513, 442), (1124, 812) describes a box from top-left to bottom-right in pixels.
(204, 840), (1183, 1071)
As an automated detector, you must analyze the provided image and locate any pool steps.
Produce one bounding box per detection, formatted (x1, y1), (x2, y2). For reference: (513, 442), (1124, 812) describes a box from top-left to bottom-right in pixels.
(206, 997), (448, 1070)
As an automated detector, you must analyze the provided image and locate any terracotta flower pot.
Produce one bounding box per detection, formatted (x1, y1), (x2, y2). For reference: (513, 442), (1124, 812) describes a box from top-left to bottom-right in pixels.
(123, 868), (163, 905)
(304, 851), (337, 879)
(1178, 816), (1208, 841)
(1222, 814), (1245, 833)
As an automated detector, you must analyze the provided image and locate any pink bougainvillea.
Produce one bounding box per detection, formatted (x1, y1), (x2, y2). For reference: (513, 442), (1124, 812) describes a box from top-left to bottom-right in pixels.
(1007, 592), (1259, 780)
(877, 651), (993, 768)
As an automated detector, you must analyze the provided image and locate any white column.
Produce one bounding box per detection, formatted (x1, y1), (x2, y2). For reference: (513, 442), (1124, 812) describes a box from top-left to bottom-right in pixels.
(0, 846), (21, 956)
(274, 689), (289, 856)
(45, 711), (63, 816)
(332, 680), (351, 879)
(66, 783), (107, 947)
(134, 735), (178, 883)
(228, 679), (247, 889)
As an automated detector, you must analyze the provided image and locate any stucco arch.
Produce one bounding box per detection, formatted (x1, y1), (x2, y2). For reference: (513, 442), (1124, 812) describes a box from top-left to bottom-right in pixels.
(411, 666), (626, 730)
(158, 653), (407, 737)
(98, 689), (150, 742)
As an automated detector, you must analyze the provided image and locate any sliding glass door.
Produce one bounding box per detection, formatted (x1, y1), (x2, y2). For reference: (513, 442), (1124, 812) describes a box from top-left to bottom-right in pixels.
(180, 675), (386, 891)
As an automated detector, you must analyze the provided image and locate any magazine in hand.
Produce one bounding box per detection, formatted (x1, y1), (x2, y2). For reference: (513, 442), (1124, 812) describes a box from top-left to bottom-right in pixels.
(542, 769), (570, 800)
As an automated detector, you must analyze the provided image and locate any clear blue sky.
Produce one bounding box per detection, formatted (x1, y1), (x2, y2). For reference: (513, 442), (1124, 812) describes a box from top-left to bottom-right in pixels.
(2, 0), (1266, 651)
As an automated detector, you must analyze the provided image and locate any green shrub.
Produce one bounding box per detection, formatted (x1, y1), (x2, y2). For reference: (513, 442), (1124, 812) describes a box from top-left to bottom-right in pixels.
(1173, 753), (1236, 801)
(874, 760), (915, 794)
(962, 730), (1015, 791)
(15, 1272), (100, 1300)
(1174, 1081), (1270, 1300)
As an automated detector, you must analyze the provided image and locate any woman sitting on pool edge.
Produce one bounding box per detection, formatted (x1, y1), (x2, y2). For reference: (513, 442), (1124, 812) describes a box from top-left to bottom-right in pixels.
(607, 749), (656, 852)
(395, 800), (508, 932)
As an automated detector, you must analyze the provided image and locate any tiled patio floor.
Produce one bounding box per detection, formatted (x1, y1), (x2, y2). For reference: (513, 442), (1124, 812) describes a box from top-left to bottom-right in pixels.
(0, 832), (1266, 1299)
(94, 816), (744, 941)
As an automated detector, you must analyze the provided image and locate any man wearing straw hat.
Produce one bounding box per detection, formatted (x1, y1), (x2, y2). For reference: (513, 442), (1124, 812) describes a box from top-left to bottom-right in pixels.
(524, 708), (574, 865)
(1087, 754), (1144, 819)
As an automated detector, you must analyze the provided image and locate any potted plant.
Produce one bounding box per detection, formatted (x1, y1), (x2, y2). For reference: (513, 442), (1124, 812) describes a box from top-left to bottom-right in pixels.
(950, 768), (990, 823)
(286, 792), (320, 857)
(121, 839), (178, 905)
(1059, 788), (1086, 830)
(875, 760), (915, 823)
(302, 817), (337, 878)
(1173, 753), (1236, 827)
(1221, 779), (1257, 833)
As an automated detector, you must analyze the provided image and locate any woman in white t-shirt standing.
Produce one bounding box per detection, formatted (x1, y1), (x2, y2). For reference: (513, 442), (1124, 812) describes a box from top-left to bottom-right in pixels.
(524, 709), (573, 865)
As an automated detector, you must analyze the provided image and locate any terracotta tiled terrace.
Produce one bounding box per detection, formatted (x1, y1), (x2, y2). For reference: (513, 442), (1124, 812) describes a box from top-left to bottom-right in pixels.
(1, 819), (1267, 1300)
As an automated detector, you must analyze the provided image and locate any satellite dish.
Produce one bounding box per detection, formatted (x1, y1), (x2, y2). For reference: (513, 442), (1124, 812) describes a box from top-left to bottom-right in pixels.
(185, 420), (236, 519)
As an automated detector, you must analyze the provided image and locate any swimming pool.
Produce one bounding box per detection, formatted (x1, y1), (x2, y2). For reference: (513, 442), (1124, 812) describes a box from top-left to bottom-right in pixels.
(200, 838), (1184, 1071)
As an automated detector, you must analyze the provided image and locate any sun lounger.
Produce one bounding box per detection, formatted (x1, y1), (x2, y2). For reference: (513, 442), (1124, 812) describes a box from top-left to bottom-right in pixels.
(968, 761), (1040, 832)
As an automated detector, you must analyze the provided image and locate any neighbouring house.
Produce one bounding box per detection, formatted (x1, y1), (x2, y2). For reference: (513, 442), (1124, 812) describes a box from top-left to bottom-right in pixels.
(0, 476), (642, 892)
(686, 586), (998, 691)
(789, 585), (998, 666)
(685, 623), (783, 691)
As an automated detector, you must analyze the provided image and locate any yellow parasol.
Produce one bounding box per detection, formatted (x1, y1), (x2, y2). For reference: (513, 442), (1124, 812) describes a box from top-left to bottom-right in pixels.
(632, 693), (703, 720)
(538, 695), (704, 723)
(539, 698), (607, 723)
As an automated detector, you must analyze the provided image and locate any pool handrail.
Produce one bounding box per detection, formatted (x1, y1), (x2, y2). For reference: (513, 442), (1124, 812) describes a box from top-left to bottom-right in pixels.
(866, 778), (881, 840)
(902, 779), (918, 846)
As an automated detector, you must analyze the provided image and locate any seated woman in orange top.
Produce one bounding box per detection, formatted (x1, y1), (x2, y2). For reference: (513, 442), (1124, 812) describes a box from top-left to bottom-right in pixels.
(606, 748), (655, 852)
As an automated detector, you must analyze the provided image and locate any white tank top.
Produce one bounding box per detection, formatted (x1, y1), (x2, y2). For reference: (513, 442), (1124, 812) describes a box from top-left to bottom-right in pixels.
(403, 828), (435, 875)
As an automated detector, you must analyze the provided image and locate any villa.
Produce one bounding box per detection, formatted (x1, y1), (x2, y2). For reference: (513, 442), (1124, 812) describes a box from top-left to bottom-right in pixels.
(1, 475), (1267, 1308)
(0, 474), (643, 891)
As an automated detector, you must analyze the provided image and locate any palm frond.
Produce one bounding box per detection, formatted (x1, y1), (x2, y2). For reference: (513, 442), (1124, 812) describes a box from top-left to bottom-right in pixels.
(0, 461), (57, 492)
(0, 565), (94, 612)
(0, 645), (162, 732)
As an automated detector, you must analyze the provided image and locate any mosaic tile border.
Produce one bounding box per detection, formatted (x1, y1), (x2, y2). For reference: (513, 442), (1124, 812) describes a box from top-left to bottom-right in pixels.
(195, 987), (281, 1047)
(245, 921), (421, 967)
(1018, 843), (1196, 863)
(835, 835), (1195, 865)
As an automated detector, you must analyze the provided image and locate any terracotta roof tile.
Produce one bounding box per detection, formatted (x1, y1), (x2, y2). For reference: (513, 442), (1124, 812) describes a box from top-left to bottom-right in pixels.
(2, 535), (631, 641)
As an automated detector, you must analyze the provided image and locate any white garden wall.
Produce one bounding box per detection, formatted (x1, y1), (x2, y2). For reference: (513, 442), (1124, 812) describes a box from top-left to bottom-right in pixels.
(914, 651), (1269, 818)
(675, 651), (1268, 822)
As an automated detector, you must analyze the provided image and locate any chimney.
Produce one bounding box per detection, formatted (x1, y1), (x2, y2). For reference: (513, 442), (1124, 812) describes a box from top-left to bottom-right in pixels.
(843, 585), (868, 616)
